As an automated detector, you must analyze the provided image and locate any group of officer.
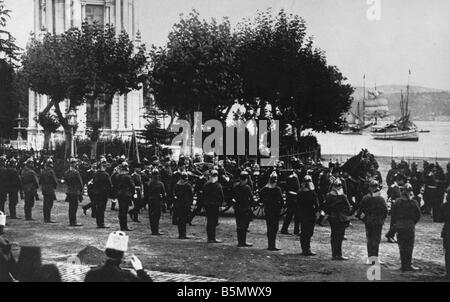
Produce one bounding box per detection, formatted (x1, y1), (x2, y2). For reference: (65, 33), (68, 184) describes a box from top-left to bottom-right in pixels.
(0, 152), (449, 280)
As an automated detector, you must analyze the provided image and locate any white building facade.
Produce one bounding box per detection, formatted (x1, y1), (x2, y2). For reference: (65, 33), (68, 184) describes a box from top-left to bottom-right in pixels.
(28, 0), (146, 150)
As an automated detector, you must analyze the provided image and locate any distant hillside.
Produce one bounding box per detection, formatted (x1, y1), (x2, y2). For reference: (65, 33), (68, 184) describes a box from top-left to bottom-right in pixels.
(350, 85), (450, 121)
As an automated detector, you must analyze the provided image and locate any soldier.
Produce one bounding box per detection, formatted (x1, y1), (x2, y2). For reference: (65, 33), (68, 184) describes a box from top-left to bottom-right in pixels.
(298, 175), (319, 256)
(409, 162), (423, 202)
(128, 163), (144, 223)
(113, 162), (135, 232)
(91, 158), (112, 228)
(145, 169), (166, 236)
(21, 158), (39, 221)
(63, 158), (84, 227)
(233, 171), (254, 247)
(39, 159), (58, 223)
(324, 179), (351, 261)
(440, 189), (450, 280)
(260, 172), (283, 251)
(358, 180), (388, 265)
(203, 170), (224, 243)
(5, 158), (21, 220)
(281, 170), (300, 235)
(385, 173), (405, 243)
(386, 160), (398, 187)
(0, 156), (7, 213)
(160, 158), (173, 213)
(85, 231), (152, 282)
(433, 163), (447, 222)
(391, 183), (421, 272)
(173, 171), (193, 239)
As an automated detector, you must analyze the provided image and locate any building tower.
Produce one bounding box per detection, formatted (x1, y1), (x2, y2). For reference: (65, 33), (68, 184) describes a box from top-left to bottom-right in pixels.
(28, 0), (145, 149)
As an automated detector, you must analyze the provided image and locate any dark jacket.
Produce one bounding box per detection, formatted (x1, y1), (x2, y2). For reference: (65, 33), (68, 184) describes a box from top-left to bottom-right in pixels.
(440, 202), (450, 238)
(63, 169), (84, 196)
(40, 167), (58, 195)
(144, 180), (166, 205)
(21, 167), (39, 194)
(113, 173), (135, 198)
(358, 194), (388, 225)
(5, 167), (21, 192)
(233, 183), (254, 212)
(298, 189), (319, 217)
(92, 170), (112, 196)
(84, 259), (152, 282)
(203, 182), (224, 207)
(324, 193), (351, 223)
(0, 167), (7, 192)
(173, 181), (193, 209)
(260, 186), (283, 214)
(391, 195), (421, 230)
(0, 237), (18, 282)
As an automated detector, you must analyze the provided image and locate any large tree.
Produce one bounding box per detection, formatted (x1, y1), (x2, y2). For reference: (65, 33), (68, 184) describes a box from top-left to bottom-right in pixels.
(236, 9), (354, 138)
(147, 10), (242, 127)
(0, 0), (20, 64)
(22, 23), (147, 156)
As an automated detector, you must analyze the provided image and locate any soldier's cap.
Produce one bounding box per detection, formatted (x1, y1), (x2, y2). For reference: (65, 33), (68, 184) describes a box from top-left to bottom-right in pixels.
(369, 180), (379, 188)
(304, 175), (313, 182)
(152, 169), (160, 176)
(69, 158), (78, 164)
(100, 157), (107, 164)
(210, 170), (218, 176)
(121, 161), (129, 167)
(105, 231), (129, 253)
(240, 171), (249, 177)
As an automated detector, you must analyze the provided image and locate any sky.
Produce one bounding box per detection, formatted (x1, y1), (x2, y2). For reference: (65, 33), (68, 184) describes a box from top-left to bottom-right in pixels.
(4, 0), (450, 90)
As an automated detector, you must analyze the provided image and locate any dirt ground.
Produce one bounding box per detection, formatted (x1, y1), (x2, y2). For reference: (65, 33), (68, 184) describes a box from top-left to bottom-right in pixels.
(3, 189), (449, 282)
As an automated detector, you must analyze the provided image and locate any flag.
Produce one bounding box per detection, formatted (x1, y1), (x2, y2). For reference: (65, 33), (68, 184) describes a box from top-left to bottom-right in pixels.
(128, 126), (140, 165)
(409, 69), (411, 75)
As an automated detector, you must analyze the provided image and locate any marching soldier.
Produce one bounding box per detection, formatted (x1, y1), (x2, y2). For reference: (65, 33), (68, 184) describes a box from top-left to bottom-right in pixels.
(113, 162), (135, 232)
(358, 180), (388, 264)
(173, 171), (193, 239)
(40, 159), (58, 223)
(63, 158), (84, 227)
(129, 163), (144, 223)
(324, 179), (351, 260)
(0, 156), (7, 213)
(21, 158), (39, 221)
(440, 189), (450, 280)
(233, 171), (254, 247)
(203, 170), (224, 243)
(5, 158), (21, 220)
(298, 175), (319, 256)
(391, 183), (421, 272)
(281, 169), (300, 235)
(260, 172), (283, 251)
(92, 158), (112, 228)
(145, 169), (166, 236)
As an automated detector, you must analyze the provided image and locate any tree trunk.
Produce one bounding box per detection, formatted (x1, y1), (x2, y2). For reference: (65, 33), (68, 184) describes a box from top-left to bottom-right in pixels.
(43, 130), (51, 150)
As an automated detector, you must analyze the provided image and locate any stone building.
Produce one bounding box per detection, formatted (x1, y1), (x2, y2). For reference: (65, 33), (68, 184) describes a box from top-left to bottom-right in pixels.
(27, 0), (146, 150)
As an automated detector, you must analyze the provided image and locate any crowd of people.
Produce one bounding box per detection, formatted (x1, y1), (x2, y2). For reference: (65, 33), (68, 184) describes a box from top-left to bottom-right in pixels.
(0, 151), (449, 281)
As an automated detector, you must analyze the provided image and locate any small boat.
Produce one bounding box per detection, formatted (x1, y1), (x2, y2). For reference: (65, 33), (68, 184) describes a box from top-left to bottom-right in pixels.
(419, 129), (430, 133)
(371, 127), (418, 141)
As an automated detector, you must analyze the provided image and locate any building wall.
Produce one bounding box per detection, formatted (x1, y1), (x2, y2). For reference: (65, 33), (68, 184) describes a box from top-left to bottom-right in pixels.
(28, 0), (145, 150)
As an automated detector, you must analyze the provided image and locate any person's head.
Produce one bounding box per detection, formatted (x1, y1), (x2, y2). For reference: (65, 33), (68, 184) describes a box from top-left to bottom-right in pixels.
(391, 160), (397, 169)
(368, 180), (381, 196)
(152, 169), (159, 181)
(120, 161), (129, 174)
(25, 158), (34, 168)
(402, 183), (414, 199)
(45, 158), (54, 169)
(304, 175), (314, 191)
(210, 170), (219, 183)
(411, 162), (418, 172)
(105, 231), (129, 261)
(8, 157), (17, 168)
(99, 157), (107, 170)
(69, 158), (77, 169)
(240, 171), (249, 184)
(331, 179), (344, 195)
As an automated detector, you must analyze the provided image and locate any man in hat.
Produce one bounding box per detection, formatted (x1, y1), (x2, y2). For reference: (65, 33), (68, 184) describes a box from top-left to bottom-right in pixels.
(233, 171), (255, 247)
(144, 169), (166, 235)
(91, 158), (112, 228)
(281, 169), (300, 235)
(113, 162), (135, 231)
(298, 175), (319, 256)
(5, 158), (22, 219)
(385, 173), (405, 243)
(203, 170), (224, 243)
(324, 179), (351, 260)
(358, 180), (388, 265)
(21, 158), (39, 221)
(173, 171), (193, 239)
(129, 163), (144, 223)
(85, 231), (152, 282)
(260, 172), (283, 251)
(63, 158), (84, 227)
(39, 159), (58, 223)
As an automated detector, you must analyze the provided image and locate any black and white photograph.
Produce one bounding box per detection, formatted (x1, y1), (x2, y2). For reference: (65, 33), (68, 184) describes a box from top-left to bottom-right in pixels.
(0, 0), (449, 287)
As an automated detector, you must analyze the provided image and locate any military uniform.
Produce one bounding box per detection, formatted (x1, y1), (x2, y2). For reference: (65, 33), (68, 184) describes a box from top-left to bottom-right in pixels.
(173, 180), (193, 239)
(203, 180), (224, 242)
(391, 194), (421, 271)
(5, 166), (21, 219)
(91, 169), (112, 227)
(440, 201), (450, 279)
(0, 161), (7, 213)
(144, 179), (166, 235)
(298, 188), (319, 254)
(40, 166), (58, 222)
(233, 182), (254, 246)
(113, 172), (135, 231)
(129, 171), (144, 222)
(260, 185), (283, 250)
(359, 194), (388, 258)
(324, 192), (351, 259)
(281, 172), (300, 235)
(63, 168), (84, 226)
(21, 166), (39, 220)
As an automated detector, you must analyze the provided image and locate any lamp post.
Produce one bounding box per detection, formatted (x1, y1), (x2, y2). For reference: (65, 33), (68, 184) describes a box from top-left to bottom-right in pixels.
(67, 109), (78, 158)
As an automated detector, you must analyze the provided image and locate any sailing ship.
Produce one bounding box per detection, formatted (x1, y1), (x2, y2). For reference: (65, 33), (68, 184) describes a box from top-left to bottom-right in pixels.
(370, 71), (419, 141)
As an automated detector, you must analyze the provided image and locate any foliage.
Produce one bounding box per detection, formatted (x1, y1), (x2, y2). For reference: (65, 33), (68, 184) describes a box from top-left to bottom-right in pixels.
(147, 10), (242, 123)
(37, 112), (60, 133)
(86, 120), (103, 142)
(0, 0), (20, 64)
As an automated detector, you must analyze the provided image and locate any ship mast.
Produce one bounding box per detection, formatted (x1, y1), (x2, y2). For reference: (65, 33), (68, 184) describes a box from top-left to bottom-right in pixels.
(362, 75), (366, 125)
